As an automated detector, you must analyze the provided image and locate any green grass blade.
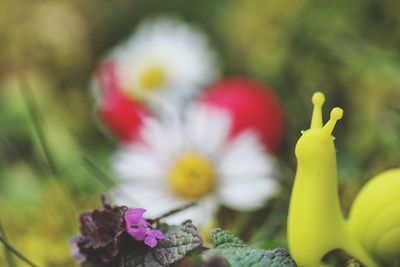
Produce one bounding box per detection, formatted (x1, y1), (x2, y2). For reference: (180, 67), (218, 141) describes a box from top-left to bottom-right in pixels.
(18, 77), (58, 178)
(0, 222), (17, 267)
(81, 156), (115, 188)
(18, 77), (77, 226)
(0, 235), (38, 267)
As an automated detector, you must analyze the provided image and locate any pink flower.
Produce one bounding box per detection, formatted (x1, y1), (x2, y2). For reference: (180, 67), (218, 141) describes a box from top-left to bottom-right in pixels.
(124, 208), (164, 248)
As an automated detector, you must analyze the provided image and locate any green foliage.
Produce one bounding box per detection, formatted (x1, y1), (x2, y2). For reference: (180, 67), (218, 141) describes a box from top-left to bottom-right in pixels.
(124, 221), (202, 267)
(1, 1), (400, 266)
(206, 229), (297, 267)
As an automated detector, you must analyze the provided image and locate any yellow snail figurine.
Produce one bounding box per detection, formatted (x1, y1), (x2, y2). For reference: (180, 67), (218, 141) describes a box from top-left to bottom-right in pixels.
(287, 92), (400, 267)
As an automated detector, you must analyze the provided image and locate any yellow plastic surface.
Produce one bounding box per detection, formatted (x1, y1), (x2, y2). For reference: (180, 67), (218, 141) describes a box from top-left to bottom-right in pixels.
(287, 92), (400, 267)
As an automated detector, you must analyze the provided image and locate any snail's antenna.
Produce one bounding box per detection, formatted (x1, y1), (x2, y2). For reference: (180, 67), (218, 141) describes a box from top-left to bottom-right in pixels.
(311, 92), (325, 129)
(322, 107), (343, 135)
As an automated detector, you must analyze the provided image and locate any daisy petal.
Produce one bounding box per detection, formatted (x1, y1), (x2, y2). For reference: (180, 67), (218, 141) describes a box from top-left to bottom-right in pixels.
(187, 105), (231, 156)
(219, 131), (274, 179)
(113, 146), (163, 181)
(218, 177), (278, 210)
(112, 181), (187, 219)
(140, 118), (169, 154)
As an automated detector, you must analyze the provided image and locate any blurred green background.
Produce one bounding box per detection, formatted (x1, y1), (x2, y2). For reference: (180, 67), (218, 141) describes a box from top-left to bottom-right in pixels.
(1, 0), (400, 266)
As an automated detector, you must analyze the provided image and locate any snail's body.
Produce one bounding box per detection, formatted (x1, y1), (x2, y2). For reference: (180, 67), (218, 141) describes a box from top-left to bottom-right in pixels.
(288, 92), (400, 267)
(289, 139), (352, 267)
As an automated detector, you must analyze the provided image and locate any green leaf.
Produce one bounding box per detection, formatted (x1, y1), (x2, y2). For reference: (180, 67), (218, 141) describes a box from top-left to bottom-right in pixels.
(206, 229), (297, 267)
(123, 220), (202, 267)
(148, 220), (202, 266)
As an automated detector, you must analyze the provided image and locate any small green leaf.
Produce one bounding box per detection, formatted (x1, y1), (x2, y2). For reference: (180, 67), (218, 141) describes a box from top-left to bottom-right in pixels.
(148, 220), (202, 266)
(212, 228), (245, 248)
(123, 220), (202, 267)
(206, 229), (297, 267)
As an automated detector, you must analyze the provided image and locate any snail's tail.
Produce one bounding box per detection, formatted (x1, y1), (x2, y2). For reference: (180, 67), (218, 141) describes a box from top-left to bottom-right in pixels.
(348, 168), (400, 265)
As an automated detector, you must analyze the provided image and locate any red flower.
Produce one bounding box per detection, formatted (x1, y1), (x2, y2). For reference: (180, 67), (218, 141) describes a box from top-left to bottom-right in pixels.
(199, 77), (284, 152)
(94, 61), (149, 143)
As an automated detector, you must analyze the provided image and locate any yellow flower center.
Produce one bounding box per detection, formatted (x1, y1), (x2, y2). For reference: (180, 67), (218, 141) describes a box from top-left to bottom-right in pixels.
(138, 67), (166, 92)
(169, 154), (216, 200)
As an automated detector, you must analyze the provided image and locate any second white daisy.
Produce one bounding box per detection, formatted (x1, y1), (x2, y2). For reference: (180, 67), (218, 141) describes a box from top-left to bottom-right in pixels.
(111, 105), (278, 226)
(110, 17), (219, 106)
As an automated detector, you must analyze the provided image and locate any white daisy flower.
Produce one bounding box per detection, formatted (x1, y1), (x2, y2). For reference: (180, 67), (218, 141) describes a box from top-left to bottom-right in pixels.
(111, 105), (278, 226)
(110, 17), (219, 106)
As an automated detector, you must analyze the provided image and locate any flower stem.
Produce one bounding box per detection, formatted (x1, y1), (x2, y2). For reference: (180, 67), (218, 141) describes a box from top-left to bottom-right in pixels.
(150, 202), (197, 225)
(0, 235), (38, 267)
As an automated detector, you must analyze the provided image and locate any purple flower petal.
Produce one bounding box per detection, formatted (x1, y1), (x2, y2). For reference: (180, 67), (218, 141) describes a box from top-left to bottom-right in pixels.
(127, 224), (148, 240)
(125, 208), (146, 224)
(152, 230), (164, 239)
(144, 235), (158, 248)
(124, 208), (165, 248)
